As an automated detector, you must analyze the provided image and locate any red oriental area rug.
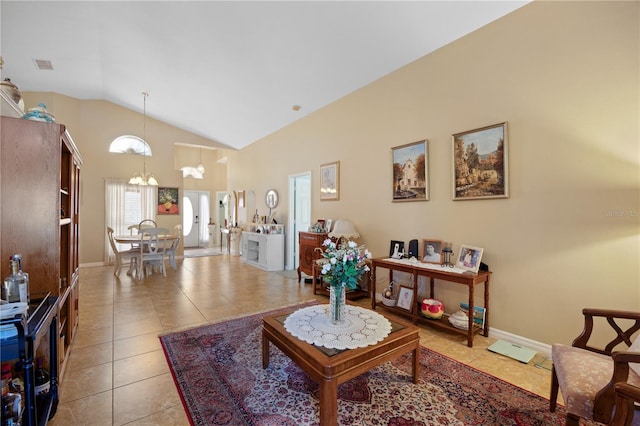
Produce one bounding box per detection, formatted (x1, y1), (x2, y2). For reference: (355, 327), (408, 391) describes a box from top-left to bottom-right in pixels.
(160, 303), (569, 425)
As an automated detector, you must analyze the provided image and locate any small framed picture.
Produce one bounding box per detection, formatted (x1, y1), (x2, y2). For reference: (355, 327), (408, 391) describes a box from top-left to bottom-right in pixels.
(456, 245), (484, 273)
(389, 240), (404, 259)
(421, 239), (442, 264)
(397, 286), (415, 311)
(320, 161), (340, 201)
(157, 187), (179, 215)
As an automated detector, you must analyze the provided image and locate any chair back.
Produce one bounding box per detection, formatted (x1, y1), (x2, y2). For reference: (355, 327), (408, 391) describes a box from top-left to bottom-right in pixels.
(136, 219), (158, 234)
(140, 228), (170, 257)
(107, 227), (119, 253)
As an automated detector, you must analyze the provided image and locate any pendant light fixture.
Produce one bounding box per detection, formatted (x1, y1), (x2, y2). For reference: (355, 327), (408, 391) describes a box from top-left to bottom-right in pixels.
(196, 147), (205, 174)
(129, 92), (158, 186)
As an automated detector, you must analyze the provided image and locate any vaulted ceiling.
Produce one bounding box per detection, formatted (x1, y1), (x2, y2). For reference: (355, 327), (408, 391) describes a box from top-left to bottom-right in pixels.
(1, 1), (528, 150)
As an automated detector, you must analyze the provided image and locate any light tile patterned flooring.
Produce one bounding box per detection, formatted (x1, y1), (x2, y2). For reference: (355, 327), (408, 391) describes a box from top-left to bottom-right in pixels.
(49, 254), (556, 425)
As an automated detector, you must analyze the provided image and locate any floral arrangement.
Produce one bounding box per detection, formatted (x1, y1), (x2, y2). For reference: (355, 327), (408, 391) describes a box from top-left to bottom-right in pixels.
(320, 239), (372, 290)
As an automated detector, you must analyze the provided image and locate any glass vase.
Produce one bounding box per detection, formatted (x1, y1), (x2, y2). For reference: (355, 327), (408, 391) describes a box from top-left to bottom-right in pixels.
(328, 283), (346, 325)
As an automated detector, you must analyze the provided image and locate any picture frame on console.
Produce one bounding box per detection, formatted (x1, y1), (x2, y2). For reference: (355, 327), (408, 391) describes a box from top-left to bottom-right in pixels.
(397, 286), (414, 311)
(456, 244), (484, 273)
(389, 240), (404, 258)
(320, 161), (340, 201)
(421, 239), (442, 264)
(452, 122), (509, 200)
(392, 140), (428, 202)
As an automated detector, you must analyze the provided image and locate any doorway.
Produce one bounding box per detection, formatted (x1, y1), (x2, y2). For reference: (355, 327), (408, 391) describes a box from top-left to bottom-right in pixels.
(287, 172), (311, 270)
(183, 190), (211, 248)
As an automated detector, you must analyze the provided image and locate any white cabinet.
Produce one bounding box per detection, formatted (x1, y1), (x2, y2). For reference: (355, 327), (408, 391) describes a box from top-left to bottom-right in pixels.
(241, 231), (284, 271)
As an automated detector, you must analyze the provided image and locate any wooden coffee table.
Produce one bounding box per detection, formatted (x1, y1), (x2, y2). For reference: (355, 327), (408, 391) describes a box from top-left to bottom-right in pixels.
(262, 309), (420, 426)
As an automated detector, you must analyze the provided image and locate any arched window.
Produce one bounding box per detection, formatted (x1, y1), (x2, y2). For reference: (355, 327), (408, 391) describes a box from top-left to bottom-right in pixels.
(109, 135), (152, 156)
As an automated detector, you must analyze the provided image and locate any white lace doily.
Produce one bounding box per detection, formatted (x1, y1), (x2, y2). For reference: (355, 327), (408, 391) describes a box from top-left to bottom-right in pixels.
(283, 305), (392, 350)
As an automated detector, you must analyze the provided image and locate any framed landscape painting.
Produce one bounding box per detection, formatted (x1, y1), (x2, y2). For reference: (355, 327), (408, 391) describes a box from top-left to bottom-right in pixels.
(392, 140), (428, 202)
(452, 122), (508, 200)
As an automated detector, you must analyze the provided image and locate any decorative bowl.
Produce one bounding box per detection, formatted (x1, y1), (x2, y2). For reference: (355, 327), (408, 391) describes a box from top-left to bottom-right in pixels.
(420, 298), (444, 319)
(448, 310), (469, 330)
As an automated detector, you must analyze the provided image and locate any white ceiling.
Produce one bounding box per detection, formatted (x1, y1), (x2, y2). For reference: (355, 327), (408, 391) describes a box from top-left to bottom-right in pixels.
(0, 1), (528, 150)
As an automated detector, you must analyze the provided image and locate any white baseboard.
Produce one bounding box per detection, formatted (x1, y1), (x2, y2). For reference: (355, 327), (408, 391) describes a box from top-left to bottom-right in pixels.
(489, 327), (551, 357)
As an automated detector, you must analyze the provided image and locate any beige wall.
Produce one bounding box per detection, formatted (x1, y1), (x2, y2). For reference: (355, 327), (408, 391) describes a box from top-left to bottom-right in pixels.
(18, 1), (638, 345)
(21, 92), (231, 264)
(227, 1), (639, 344)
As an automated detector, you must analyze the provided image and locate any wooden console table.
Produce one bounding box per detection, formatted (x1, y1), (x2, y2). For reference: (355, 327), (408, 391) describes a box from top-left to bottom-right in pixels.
(370, 257), (491, 347)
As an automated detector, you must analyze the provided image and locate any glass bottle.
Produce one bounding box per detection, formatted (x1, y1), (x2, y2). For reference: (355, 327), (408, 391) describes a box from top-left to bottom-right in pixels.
(11, 255), (29, 304)
(34, 358), (50, 396)
(2, 260), (24, 303)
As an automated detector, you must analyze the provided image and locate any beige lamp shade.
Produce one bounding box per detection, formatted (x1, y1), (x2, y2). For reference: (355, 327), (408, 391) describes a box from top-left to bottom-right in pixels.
(329, 219), (359, 240)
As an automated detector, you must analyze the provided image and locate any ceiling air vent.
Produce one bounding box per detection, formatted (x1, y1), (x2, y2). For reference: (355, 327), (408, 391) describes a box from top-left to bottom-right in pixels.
(33, 59), (53, 70)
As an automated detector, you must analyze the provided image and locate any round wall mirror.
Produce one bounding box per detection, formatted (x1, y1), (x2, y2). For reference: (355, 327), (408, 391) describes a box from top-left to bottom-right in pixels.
(265, 189), (279, 209)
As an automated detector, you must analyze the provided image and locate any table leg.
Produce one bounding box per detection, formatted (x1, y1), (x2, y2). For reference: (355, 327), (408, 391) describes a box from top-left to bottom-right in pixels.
(370, 264), (377, 310)
(262, 330), (270, 369)
(319, 378), (338, 426)
(483, 277), (490, 337)
(467, 284), (475, 347)
(412, 346), (420, 384)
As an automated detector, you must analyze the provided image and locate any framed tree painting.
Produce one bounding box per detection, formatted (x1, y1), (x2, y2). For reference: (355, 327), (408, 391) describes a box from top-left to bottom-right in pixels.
(320, 161), (340, 201)
(158, 187), (179, 215)
(452, 122), (509, 200)
(392, 140), (428, 202)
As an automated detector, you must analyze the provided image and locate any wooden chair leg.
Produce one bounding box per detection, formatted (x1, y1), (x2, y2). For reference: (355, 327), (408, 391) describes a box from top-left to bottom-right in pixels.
(566, 413), (581, 426)
(550, 365), (559, 412)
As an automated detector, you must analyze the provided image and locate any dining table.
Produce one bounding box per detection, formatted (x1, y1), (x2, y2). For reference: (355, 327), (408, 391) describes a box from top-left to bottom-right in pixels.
(114, 233), (179, 277)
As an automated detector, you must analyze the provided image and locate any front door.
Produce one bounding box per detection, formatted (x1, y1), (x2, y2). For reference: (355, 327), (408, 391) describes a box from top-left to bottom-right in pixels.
(183, 190), (210, 248)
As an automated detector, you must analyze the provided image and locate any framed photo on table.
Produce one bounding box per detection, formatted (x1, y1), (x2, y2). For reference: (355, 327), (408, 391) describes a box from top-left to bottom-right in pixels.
(397, 286), (414, 311)
(421, 239), (442, 264)
(452, 122), (509, 200)
(389, 240), (404, 258)
(456, 244), (484, 273)
(320, 161), (340, 201)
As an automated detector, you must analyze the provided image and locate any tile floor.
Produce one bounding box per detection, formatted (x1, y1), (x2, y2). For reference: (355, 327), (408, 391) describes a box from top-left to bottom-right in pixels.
(48, 254), (556, 425)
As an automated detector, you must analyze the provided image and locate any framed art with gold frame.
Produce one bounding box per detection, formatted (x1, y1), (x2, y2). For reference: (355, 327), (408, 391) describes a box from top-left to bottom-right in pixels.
(320, 161), (340, 201)
(392, 140), (428, 202)
(452, 122), (508, 200)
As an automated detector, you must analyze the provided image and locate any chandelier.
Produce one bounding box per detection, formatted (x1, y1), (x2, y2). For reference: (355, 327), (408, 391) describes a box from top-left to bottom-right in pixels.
(196, 147), (205, 174)
(129, 92), (158, 186)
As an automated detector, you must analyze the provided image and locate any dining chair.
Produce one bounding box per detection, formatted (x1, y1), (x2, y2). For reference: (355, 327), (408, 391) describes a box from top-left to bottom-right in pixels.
(137, 227), (170, 279)
(106, 227), (138, 277)
(165, 224), (182, 270)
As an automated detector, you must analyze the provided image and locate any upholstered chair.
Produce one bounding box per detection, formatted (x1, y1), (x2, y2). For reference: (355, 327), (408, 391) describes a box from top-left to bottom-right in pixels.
(610, 382), (640, 425)
(550, 308), (640, 425)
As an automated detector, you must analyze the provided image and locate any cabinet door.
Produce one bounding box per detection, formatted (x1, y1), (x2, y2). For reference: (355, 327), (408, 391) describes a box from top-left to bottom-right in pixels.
(298, 232), (326, 276)
(0, 118), (60, 297)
